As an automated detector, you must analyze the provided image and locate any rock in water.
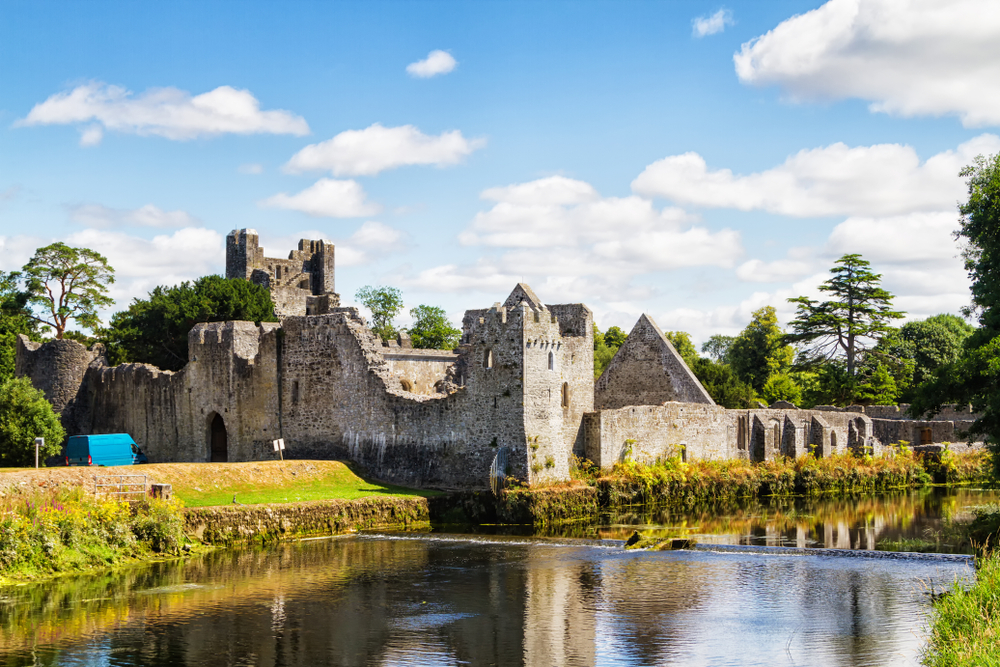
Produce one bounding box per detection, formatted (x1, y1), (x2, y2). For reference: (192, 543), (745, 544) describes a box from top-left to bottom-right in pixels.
(625, 530), (641, 547)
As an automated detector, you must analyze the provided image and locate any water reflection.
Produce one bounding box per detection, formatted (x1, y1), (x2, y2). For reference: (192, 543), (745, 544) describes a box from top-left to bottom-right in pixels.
(0, 533), (972, 666)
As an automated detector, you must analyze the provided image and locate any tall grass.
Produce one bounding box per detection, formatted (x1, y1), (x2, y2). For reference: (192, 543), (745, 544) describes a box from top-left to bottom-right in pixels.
(585, 449), (990, 507)
(924, 549), (1000, 667)
(0, 486), (186, 581)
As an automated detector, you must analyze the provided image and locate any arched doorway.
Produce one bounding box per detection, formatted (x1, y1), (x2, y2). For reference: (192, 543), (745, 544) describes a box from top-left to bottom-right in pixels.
(209, 413), (228, 462)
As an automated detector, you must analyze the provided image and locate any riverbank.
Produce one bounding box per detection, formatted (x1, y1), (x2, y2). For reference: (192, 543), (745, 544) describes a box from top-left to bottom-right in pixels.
(924, 505), (1000, 666)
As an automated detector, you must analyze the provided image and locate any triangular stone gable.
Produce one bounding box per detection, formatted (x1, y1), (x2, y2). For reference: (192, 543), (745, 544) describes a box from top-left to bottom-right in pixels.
(503, 283), (544, 311)
(595, 313), (715, 409)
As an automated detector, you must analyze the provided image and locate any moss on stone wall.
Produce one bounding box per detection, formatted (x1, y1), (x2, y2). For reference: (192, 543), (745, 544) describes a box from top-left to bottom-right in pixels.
(184, 496), (430, 545)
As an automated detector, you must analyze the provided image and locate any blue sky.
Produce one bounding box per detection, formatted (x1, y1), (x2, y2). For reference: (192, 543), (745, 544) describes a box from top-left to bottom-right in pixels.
(2, 0), (998, 343)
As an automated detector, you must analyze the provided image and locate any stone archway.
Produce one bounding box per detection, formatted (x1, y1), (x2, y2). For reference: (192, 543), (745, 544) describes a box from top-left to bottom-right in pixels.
(209, 413), (228, 462)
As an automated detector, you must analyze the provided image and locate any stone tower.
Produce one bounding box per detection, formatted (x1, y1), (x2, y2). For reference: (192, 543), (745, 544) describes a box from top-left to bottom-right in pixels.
(225, 229), (340, 318)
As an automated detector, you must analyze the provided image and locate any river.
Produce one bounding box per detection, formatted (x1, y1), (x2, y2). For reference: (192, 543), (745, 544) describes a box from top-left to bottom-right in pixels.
(0, 487), (995, 666)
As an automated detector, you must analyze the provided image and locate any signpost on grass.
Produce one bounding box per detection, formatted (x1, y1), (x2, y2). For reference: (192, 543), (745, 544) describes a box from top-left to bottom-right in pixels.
(272, 438), (285, 461)
(34, 438), (43, 468)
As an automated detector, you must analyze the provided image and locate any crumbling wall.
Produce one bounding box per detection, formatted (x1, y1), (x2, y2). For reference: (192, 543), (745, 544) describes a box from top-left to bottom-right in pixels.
(584, 404), (877, 469)
(226, 229), (339, 318)
(595, 314), (714, 409)
(384, 349), (459, 395)
(15, 335), (105, 436)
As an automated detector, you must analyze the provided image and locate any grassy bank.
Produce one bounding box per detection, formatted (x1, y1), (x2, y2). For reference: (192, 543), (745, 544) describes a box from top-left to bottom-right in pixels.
(925, 544), (1000, 665)
(138, 460), (439, 507)
(0, 486), (185, 582)
(577, 449), (992, 509)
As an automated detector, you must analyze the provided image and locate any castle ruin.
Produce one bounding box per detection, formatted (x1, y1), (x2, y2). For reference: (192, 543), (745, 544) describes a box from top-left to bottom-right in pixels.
(15, 230), (982, 489)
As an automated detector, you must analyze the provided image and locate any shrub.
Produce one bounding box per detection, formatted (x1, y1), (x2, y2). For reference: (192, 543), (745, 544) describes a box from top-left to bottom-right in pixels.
(0, 377), (64, 467)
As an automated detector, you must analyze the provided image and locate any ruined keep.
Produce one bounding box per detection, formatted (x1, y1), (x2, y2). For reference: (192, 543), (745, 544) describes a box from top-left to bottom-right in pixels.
(17, 230), (980, 489)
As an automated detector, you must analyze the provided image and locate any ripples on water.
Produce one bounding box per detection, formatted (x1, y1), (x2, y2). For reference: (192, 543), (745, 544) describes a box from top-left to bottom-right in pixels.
(0, 529), (974, 667)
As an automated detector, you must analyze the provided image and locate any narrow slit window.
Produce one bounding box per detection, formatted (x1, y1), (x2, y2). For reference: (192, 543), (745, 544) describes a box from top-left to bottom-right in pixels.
(291, 380), (300, 406)
(548, 351), (554, 370)
(484, 348), (493, 369)
(561, 382), (570, 408)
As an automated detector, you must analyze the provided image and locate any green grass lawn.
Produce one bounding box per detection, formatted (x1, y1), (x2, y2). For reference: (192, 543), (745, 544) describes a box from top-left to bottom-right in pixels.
(151, 460), (441, 508)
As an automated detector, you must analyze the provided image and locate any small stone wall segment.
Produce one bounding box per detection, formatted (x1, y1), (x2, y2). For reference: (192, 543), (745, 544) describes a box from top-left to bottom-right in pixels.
(15, 335), (104, 436)
(595, 314), (714, 410)
(226, 228), (339, 318)
(184, 496), (430, 544)
(384, 349), (460, 395)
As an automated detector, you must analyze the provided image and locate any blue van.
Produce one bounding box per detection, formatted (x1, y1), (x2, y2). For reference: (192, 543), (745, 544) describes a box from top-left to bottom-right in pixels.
(65, 434), (149, 467)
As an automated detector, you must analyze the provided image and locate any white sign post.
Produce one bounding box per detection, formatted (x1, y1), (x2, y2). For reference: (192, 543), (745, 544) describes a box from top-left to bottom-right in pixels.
(34, 438), (43, 469)
(272, 438), (285, 461)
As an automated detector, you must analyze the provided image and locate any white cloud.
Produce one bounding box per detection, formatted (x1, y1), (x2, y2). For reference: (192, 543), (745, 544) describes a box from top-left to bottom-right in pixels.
(284, 123), (485, 176)
(259, 178), (381, 218)
(406, 50), (458, 78)
(65, 227), (225, 306)
(736, 258), (815, 283)
(693, 9), (734, 37)
(69, 203), (200, 229)
(18, 82), (309, 143)
(238, 163), (264, 175)
(406, 176), (742, 303)
(825, 211), (962, 263)
(257, 221), (409, 269)
(734, 0), (1000, 127)
(632, 134), (1000, 216)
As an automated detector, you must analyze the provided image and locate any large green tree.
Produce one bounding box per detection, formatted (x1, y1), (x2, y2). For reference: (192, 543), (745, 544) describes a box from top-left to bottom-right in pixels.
(701, 334), (735, 363)
(0, 271), (40, 381)
(408, 305), (461, 350)
(691, 357), (758, 409)
(729, 306), (795, 392)
(355, 285), (403, 341)
(786, 254), (904, 377)
(593, 325), (622, 379)
(913, 154), (1000, 462)
(663, 330), (699, 368)
(0, 377), (65, 467)
(103, 275), (277, 371)
(21, 242), (115, 339)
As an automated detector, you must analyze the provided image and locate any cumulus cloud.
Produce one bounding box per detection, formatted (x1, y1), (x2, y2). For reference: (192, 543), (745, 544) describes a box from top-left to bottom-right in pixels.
(734, 0), (1000, 127)
(257, 221), (409, 269)
(736, 258), (815, 283)
(406, 50), (457, 78)
(259, 178), (381, 218)
(693, 9), (734, 37)
(284, 123), (485, 176)
(632, 134), (1000, 216)
(69, 203), (200, 229)
(406, 176), (742, 303)
(17, 82), (309, 143)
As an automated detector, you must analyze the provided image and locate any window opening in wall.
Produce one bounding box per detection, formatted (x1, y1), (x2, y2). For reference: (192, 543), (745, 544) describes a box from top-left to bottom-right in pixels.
(773, 423), (780, 450)
(921, 428), (933, 445)
(548, 351), (554, 370)
(561, 382), (570, 408)
(680, 444), (687, 463)
(292, 380), (300, 406)
(484, 348), (493, 369)
(276, 266), (281, 280)
(831, 431), (838, 451)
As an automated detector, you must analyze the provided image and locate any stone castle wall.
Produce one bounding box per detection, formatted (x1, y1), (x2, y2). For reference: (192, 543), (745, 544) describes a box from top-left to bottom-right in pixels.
(15, 336), (105, 436)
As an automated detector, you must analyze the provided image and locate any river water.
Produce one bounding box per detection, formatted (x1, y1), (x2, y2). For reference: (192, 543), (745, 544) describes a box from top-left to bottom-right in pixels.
(0, 488), (995, 667)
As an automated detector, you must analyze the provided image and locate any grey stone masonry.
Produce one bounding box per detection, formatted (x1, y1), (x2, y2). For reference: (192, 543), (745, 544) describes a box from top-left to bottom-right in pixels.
(226, 228), (339, 318)
(595, 314), (715, 409)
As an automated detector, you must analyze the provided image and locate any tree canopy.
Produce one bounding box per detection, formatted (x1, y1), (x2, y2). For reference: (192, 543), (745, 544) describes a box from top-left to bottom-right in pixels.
(0, 271), (40, 381)
(0, 377), (65, 467)
(729, 306), (794, 392)
(701, 334), (735, 363)
(912, 153), (1000, 460)
(408, 305), (461, 350)
(355, 285), (403, 341)
(102, 275), (277, 371)
(21, 242), (115, 339)
(786, 254), (903, 377)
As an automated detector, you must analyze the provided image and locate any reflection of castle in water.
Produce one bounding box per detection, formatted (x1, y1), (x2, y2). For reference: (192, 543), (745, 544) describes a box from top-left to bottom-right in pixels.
(1, 527), (964, 667)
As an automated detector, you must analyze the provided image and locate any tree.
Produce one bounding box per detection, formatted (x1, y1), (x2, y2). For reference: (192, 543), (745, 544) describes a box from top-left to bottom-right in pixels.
(786, 254), (903, 377)
(408, 305), (461, 350)
(593, 325), (621, 379)
(761, 373), (802, 406)
(0, 377), (65, 467)
(102, 276), (277, 371)
(663, 330), (699, 368)
(603, 326), (627, 349)
(701, 334), (735, 363)
(912, 154), (1000, 465)
(0, 271), (41, 381)
(729, 306), (795, 392)
(691, 358), (757, 408)
(901, 314), (975, 387)
(21, 242), (115, 339)
(355, 285), (403, 341)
